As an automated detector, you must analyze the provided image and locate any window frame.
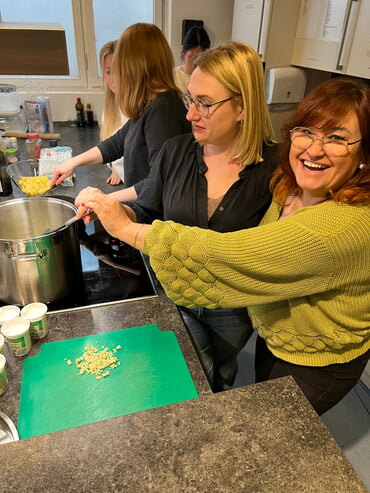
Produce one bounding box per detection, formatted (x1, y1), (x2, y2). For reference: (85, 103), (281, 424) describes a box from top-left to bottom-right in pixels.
(0, 0), (162, 91)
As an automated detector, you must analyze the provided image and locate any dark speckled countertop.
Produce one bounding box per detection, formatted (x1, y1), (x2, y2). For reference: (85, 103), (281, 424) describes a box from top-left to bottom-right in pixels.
(0, 124), (367, 492)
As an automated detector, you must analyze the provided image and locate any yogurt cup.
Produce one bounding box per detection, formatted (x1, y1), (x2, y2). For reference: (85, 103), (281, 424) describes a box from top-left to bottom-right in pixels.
(0, 354), (8, 395)
(21, 303), (48, 340)
(1, 317), (32, 357)
(0, 305), (21, 328)
(0, 334), (5, 356)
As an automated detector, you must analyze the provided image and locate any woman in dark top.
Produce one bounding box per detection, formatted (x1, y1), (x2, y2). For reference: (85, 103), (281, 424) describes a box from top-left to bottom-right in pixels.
(76, 42), (278, 391)
(50, 23), (191, 190)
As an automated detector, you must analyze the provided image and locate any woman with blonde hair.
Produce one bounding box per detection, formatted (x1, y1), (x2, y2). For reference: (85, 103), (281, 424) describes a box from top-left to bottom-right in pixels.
(99, 40), (128, 185)
(76, 41), (278, 391)
(50, 23), (191, 190)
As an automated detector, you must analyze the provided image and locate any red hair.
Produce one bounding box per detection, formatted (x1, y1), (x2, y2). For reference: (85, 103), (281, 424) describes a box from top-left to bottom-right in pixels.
(271, 77), (370, 205)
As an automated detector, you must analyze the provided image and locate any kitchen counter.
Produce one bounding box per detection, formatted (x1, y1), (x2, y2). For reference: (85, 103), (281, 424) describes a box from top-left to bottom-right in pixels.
(0, 376), (367, 493)
(0, 123), (368, 492)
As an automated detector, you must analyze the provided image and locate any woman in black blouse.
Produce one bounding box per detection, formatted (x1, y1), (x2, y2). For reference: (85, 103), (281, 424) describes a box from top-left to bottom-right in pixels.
(76, 41), (278, 392)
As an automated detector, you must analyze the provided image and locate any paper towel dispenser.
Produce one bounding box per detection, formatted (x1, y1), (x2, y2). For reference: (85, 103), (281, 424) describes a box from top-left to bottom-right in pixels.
(265, 67), (306, 105)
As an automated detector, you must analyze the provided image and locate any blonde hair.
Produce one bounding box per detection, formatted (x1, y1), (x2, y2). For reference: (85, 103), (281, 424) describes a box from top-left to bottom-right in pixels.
(195, 41), (274, 167)
(99, 40), (122, 140)
(113, 23), (179, 119)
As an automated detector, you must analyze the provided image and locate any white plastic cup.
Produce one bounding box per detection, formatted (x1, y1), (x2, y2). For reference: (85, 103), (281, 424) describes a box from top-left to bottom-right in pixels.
(0, 305), (21, 328)
(0, 334), (5, 356)
(21, 302), (48, 340)
(0, 354), (8, 395)
(1, 317), (32, 357)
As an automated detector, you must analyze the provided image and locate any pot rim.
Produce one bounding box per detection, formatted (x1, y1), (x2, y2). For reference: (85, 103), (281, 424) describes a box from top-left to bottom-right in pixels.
(0, 197), (78, 241)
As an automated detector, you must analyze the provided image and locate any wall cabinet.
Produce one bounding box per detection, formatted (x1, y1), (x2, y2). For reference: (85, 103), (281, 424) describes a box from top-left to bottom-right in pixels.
(231, 0), (301, 68)
(292, 0), (370, 79)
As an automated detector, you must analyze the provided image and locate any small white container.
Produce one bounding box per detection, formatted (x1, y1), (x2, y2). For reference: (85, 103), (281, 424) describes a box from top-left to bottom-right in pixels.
(0, 334), (5, 355)
(1, 317), (32, 357)
(21, 302), (48, 340)
(0, 354), (8, 395)
(0, 305), (21, 328)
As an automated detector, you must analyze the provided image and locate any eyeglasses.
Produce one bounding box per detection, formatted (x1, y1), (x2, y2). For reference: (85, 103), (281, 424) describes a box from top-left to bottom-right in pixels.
(290, 127), (362, 157)
(182, 92), (236, 118)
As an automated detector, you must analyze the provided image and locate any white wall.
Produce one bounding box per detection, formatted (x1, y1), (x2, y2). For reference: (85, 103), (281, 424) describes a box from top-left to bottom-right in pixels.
(19, 0), (234, 125)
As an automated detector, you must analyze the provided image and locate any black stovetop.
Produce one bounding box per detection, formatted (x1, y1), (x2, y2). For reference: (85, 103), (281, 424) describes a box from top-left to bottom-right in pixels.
(0, 219), (158, 314)
(47, 220), (158, 313)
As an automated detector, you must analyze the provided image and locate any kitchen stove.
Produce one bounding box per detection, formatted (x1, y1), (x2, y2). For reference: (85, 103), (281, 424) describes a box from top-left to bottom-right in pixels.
(47, 219), (158, 313)
(0, 218), (158, 314)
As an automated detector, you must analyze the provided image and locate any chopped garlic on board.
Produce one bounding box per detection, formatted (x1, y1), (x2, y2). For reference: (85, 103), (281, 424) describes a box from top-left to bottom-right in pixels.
(66, 343), (122, 380)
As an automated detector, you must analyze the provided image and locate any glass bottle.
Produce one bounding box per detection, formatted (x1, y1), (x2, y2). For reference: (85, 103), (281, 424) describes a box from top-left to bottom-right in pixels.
(0, 145), (12, 196)
(75, 97), (86, 127)
(26, 133), (42, 170)
(86, 103), (94, 126)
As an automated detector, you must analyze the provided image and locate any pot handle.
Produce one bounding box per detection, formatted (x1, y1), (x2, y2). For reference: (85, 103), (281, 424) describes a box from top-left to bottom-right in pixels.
(5, 245), (47, 261)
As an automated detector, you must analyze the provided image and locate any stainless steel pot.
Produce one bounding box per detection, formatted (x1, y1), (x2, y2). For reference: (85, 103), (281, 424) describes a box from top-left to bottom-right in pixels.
(0, 197), (83, 305)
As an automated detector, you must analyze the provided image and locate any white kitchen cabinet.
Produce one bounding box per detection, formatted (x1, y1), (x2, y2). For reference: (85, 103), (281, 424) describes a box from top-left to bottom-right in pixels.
(292, 0), (370, 79)
(231, 0), (301, 68)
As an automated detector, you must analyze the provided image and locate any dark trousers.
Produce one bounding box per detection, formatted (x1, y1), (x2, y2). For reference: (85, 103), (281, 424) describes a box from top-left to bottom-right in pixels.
(255, 335), (370, 415)
(179, 306), (254, 392)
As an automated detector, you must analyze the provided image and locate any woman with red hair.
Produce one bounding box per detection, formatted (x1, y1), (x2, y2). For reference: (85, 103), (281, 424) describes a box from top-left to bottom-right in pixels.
(75, 76), (370, 415)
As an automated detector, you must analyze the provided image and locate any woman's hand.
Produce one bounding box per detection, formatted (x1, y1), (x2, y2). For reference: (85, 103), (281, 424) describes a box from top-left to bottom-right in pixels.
(75, 187), (132, 239)
(74, 187), (99, 224)
(50, 159), (78, 187)
(50, 147), (103, 187)
(106, 168), (122, 185)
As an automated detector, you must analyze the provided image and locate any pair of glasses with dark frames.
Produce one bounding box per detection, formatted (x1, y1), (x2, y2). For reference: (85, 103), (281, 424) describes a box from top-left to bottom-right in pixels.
(182, 92), (239, 118)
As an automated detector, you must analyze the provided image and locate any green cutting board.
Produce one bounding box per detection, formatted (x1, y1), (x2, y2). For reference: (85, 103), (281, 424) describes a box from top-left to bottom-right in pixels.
(18, 324), (198, 439)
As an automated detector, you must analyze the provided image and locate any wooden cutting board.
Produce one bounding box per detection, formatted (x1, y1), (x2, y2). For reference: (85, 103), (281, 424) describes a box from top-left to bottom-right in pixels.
(18, 324), (198, 439)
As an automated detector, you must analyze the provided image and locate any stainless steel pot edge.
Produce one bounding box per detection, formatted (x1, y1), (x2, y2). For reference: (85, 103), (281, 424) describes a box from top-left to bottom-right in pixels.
(0, 196), (77, 241)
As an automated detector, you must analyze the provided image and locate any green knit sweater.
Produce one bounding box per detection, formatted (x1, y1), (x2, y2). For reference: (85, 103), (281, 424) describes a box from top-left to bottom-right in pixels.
(143, 200), (370, 367)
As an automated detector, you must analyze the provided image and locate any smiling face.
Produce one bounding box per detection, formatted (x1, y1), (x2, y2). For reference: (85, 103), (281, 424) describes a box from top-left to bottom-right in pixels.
(289, 111), (363, 200)
(186, 67), (243, 149)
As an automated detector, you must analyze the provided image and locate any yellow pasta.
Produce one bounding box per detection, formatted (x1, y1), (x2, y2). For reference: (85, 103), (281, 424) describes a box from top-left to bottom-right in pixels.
(19, 175), (51, 196)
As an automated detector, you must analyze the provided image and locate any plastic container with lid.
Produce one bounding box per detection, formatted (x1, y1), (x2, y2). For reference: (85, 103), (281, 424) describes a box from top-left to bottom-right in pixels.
(0, 85), (27, 133)
(5, 147), (18, 164)
(0, 84), (20, 113)
(1, 317), (32, 357)
(0, 334), (5, 355)
(0, 354), (8, 395)
(21, 302), (48, 340)
(0, 305), (21, 327)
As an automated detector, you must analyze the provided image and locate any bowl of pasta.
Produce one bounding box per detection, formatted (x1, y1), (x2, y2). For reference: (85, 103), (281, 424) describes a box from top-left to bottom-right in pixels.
(6, 160), (52, 196)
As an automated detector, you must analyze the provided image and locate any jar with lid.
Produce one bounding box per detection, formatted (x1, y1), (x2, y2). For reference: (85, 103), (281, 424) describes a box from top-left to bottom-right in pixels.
(26, 133), (42, 169)
(4, 136), (18, 163)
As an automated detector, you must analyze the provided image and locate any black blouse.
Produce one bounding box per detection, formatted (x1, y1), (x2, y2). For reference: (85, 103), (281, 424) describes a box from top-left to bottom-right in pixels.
(127, 133), (279, 233)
